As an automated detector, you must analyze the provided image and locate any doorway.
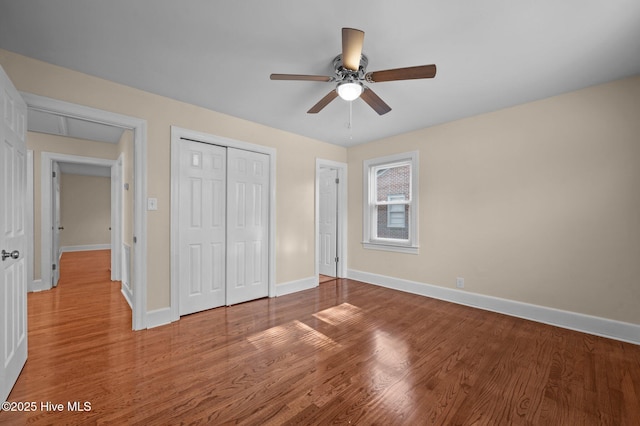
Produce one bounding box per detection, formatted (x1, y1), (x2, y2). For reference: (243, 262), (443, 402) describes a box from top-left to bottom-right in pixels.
(315, 159), (347, 284)
(41, 153), (120, 289)
(22, 93), (148, 330)
(318, 167), (338, 279)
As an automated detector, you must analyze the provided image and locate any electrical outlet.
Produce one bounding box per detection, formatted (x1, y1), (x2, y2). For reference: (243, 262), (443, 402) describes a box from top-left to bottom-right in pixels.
(456, 277), (464, 289)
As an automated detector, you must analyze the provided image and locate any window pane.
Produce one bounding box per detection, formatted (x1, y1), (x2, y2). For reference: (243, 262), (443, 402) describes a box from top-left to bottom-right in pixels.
(376, 164), (410, 203)
(387, 195), (406, 228)
(376, 205), (409, 239)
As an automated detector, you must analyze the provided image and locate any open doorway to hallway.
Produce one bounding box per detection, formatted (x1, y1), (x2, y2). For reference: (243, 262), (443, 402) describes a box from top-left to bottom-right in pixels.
(23, 93), (147, 330)
(26, 110), (138, 331)
(52, 160), (114, 285)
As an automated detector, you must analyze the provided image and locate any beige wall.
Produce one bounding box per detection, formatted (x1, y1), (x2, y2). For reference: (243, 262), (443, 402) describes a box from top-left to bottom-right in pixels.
(349, 75), (640, 325)
(1, 49), (347, 311)
(60, 174), (111, 247)
(27, 131), (120, 279)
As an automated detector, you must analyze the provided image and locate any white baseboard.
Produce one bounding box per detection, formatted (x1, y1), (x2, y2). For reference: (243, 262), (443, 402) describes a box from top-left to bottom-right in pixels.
(146, 307), (173, 329)
(29, 279), (49, 293)
(348, 269), (640, 345)
(120, 287), (133, 309)
(276, 276), (317, 297)
(120, 243), (132, 308)
(147, 276), (317, 328)
(61, 244), (110, 253)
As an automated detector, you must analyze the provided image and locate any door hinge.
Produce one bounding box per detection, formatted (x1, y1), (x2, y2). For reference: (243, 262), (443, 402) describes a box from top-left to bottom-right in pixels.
(52, 264), (56, 271)
(335, 257), (339, 263)
(52, 171), (56, 178)
(335, 178), (339, 184)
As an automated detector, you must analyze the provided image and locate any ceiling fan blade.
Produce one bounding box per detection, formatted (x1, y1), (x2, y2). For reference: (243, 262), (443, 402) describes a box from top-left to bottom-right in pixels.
(360, 87), (392, 115)
(307, 90), (339, 114)
(365, 64), (437, 83)
(342, 28), (364, 71)
(270, 74), (332, 82)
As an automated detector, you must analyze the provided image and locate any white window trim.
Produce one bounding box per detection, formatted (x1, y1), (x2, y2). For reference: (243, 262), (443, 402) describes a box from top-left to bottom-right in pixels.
(362, 151), (419, 254)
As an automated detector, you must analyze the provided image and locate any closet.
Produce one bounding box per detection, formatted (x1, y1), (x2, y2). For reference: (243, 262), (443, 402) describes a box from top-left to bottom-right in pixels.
(177, 139), (269, 315)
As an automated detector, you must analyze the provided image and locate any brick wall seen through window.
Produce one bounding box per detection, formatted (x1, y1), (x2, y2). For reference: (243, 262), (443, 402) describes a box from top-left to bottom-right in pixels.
(375, 165), (410, 240)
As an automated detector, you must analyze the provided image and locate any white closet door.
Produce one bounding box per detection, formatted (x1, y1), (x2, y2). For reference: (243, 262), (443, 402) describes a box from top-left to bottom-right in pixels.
(226, 148), (269, 305)
(179, 141), (227, 315)
(318, 167), (338, 277)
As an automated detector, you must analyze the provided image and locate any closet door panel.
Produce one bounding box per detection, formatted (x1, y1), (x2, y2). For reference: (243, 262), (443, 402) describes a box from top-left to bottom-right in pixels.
(226, 148), (269, 305)
(179, 141), (226, 315)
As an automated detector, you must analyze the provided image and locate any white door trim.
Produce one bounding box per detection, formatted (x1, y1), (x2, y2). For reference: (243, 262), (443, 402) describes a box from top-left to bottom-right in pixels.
(27, 150), (35, 291)
(315, 159), (348, 281)
(170, 126), (277, 323)
(112, 153), (124, 280)
(22, 93), (148, 330)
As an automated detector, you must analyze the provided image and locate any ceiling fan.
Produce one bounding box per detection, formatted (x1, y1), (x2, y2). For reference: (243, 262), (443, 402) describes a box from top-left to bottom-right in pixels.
(270, 28), (437, 115)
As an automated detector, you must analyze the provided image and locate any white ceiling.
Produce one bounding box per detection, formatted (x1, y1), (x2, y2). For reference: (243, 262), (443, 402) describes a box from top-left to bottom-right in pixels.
(1, 0), (639, 147)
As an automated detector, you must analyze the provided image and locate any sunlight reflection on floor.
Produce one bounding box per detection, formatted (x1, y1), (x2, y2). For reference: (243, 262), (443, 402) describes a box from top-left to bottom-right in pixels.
(312, 303), (364, 326)
(247, 320), (340, 351)
(370, 329), (417, 415)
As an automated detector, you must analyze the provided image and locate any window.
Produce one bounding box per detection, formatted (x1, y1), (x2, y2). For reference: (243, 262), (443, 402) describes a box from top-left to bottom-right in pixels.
(363, 151), (418, 254)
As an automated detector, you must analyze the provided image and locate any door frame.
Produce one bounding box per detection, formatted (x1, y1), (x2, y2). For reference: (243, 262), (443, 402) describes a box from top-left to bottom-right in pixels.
(169, 126), (277, 323)
(40, 152), (119, 286)
(315, 159), (348, 281)
(22, 93), (148, 330)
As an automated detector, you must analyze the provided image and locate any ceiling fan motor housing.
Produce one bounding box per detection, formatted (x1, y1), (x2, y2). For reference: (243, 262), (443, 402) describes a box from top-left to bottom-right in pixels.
(333, 54), (368, 82)
(333, 54), (368, 100)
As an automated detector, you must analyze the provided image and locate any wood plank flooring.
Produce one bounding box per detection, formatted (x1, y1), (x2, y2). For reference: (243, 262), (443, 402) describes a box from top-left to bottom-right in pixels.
(319, 274), (337, 284)
(2, 250), (639, 425)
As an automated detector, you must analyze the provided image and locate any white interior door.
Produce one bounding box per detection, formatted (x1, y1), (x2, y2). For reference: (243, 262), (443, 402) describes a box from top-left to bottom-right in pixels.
(226, 148), (269, 305)
(178, 140), (227, 315)
(0, 65), (28, 402)
(318, 167), (338, 277)
(52, 162), (61, 286)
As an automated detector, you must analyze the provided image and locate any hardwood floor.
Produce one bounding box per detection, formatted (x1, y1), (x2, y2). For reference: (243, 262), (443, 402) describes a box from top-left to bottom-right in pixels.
(2, 250), (639, 425)
(319, 274), (338, 284)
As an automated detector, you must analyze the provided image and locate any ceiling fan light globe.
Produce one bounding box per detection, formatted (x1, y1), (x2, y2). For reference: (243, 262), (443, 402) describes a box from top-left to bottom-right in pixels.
(337, 82), (363, 101)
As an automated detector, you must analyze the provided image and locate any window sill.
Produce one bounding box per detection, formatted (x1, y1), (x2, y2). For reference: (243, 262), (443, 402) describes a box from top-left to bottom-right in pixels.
(362, 242), (419, 255)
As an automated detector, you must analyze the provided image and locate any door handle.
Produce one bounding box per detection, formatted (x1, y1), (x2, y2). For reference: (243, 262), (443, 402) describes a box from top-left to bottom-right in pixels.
(1, 250), (19, 261)
(58, 226), (64, 230)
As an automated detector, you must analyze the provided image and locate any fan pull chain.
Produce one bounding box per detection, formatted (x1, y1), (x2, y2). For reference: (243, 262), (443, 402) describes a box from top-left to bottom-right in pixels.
(348, 101), (353, 140)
